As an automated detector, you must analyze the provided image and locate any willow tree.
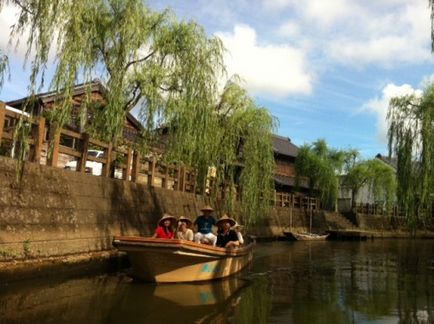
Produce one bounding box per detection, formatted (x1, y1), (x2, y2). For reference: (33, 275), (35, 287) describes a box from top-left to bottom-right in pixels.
(165, 79), (276, 225)
(388, 83), (434, 228)
(0, 50), (8, 89)
(295, 139), (358, 210)
(0, 0), (276, 223)
(344, 159), (396, 210)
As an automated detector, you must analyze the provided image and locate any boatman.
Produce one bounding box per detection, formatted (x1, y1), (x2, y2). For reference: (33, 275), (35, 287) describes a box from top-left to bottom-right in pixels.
(194, 205), (217, 246)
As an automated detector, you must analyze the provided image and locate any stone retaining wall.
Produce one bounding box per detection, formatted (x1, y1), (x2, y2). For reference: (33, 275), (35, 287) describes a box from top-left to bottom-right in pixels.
(0, 155), (320, 262)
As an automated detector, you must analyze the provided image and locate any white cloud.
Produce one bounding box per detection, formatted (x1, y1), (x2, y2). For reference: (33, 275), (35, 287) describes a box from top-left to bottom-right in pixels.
(216, 25), (312, 97)
(363, 83), (422, 143)
(278, 21), (300, 38)
(274, 1), (432, 67)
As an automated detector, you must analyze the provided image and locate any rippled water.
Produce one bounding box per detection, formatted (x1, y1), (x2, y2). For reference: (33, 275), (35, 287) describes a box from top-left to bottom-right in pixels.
(1, 240), (434, 323)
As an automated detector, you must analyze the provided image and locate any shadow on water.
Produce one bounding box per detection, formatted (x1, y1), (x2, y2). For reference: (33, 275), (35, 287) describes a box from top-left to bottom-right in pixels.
(0, 271), (271, 324)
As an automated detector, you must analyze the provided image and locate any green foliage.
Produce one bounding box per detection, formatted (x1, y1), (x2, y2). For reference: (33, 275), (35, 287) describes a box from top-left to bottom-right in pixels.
(296, 139), (358, 209)
(0, 49), (8, 89)
(344, 159), (397, 209)
(23, 239), (31, 258)
(0, 1), (276, 224)
(387, 83), (434, 227)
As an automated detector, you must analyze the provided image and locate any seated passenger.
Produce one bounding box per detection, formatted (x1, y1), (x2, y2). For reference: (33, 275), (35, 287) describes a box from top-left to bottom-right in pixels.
(232, 222), (244, 245)
(175, 216), (194, 241)
(194, 205), (217, 246)
(216, 214), (239, 248)
(152, 213), (176, 239)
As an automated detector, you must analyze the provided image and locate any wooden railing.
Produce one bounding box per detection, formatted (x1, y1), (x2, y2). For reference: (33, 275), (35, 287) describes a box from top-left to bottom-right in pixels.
(275, 192), (319, 210)
(1, 102), (316, 207)
(353, 203), (405, 217)
(0, 102), (198, 192)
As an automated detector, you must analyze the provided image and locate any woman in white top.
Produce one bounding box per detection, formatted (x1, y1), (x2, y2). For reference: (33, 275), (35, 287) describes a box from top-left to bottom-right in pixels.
(233, 222), (244, 245)
(175, 216), (194, 241)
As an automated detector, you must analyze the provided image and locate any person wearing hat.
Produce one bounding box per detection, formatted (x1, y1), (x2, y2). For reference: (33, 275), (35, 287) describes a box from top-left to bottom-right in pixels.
(193, 205), (217, 246)
(232, 222), (244, 245)
(175, 216), (194, 241)
(152, 213), (176, 239)
(216, 214), (239, 248)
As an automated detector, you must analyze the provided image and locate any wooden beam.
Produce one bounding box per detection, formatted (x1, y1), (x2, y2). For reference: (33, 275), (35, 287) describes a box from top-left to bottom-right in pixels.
(148, 155), (156, 187)
(31, 116), (45, 163)
(77, 133), (89, 173)
(131, 150), (140, 183)
(124, 148), (133, 181)
(47, 123), (60, 167)
(102, 142), (112, 177)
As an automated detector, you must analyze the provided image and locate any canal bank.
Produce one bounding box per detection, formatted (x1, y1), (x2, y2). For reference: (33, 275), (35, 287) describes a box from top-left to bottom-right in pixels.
(1, 155), (433, 282)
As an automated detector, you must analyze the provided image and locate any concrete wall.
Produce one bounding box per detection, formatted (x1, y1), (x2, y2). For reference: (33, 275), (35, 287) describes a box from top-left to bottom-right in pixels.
(0, 155), (210, 261)
(0, 155), (329, 262)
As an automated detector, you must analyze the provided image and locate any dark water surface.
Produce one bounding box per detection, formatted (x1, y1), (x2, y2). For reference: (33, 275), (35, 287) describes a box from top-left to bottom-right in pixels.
(1, 240), (434, 323)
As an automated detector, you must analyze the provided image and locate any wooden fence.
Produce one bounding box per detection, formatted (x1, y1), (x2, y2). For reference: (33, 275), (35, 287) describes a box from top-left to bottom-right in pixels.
(353, 203), (405, 217)
(0, 102), (318, 207)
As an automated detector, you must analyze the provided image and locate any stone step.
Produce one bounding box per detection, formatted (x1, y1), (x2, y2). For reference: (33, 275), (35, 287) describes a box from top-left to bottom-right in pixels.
(324, 212), (357, 230)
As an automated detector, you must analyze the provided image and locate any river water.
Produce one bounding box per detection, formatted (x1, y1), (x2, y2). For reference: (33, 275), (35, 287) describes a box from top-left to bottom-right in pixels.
(1, 240), (434, 323)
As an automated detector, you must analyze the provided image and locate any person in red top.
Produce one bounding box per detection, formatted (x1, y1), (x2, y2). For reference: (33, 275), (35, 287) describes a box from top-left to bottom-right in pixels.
(152, 213), (176, 239)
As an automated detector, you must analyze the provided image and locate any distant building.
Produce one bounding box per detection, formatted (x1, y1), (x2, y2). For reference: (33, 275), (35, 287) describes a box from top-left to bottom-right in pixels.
(272, 135), (309, 194)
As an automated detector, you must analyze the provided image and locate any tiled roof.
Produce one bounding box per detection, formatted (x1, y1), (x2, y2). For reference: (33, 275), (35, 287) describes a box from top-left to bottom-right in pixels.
(272, 135), (299, 157)
(274, 174), (309, 189)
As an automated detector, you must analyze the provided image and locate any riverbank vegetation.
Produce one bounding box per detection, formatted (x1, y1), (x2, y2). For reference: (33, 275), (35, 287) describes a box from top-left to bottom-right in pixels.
(0, 0), (275, 224)
(388, 83), (434, 230)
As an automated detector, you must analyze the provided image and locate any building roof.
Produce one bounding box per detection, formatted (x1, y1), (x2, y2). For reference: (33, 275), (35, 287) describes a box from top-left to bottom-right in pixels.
(6, 80), (106, 107)
(6, 80), (142, 132)
(272, 134), (299, 157)
(274, 174), (309, 189)
(375, 153), (397, 170)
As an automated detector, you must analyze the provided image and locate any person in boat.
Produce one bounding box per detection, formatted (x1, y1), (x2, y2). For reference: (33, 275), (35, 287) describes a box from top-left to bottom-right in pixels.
(175, 216), (194, 241)
(216, 214), (239, 249)
(193, 205), (217, 246)
(232, 222), (244, 245)
(152, 213), (176, 239)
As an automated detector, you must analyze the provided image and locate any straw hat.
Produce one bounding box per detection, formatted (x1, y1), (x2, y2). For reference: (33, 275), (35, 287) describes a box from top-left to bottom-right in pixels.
(232, 222), (243, 229)
(216, 214), (236, 227)
(200, 204), (214, 212)
(177, 216), (192, 227)
(158, 213), (176, 226)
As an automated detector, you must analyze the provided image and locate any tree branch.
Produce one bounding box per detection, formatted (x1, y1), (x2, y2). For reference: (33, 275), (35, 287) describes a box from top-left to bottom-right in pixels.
(11, 0), (34, 15)
(125, 51), (155, 70)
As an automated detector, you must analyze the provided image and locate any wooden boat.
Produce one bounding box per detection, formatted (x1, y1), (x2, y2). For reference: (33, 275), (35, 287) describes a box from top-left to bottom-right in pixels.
(284, 231), (329, 241)
(112, 236), (254, 283)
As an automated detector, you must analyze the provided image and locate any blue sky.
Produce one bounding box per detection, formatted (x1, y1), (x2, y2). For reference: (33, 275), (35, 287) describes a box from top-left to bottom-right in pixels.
(1, 0), (434, 157)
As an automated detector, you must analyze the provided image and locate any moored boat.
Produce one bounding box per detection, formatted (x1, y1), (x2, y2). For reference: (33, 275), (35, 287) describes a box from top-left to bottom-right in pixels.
(112, 236), (254, 283)
(283, 231), (329, 241)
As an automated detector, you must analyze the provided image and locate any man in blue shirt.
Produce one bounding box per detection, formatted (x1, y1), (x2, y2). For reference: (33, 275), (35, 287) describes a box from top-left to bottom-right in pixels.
(194, 205), (217, 246)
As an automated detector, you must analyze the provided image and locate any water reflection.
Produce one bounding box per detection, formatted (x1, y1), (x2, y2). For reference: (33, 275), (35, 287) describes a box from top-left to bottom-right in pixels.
(1, 240), (434, 323)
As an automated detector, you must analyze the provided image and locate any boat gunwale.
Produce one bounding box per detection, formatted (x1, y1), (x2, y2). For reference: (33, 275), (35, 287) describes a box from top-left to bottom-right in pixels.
(112, 236), (254, 257)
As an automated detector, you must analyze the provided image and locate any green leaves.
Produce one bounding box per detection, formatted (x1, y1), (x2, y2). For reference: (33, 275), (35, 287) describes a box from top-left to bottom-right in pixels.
(1, 0), (276, 225)
(388, 83), (434, 226)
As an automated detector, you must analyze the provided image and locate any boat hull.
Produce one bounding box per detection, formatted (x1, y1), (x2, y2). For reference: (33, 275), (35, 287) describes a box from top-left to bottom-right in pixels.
(112, 236), (254, 283)
(284, 231), (329, 241)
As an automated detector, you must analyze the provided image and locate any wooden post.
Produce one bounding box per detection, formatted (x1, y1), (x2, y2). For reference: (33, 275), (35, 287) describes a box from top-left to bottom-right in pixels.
(77, 133), (89, 173)
(163, 163), (169, 189)
(131, 150), (140, 182)
(0, 102), (5, 146)
(102, 142), (112, 177)
(31, 116), (45, 163)
(124, 148), (133, 181)
(148, 155), (156, 187)
(47, 123), (60, 167)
